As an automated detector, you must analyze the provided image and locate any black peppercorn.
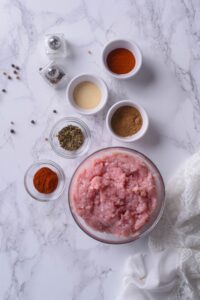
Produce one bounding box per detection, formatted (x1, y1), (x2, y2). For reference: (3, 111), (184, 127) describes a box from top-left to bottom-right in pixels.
(10, 121), (14, 125)
(15, 66), (20, 71)
(3, 72), (7, 76)
(31, 120), (36, 124)
(53, 110), (57, 113)
(13, 70), (18, 75)
(11, 64), (15, 68)
(2, 89), (6, 93)
(16, 76), (20, 80)
(10, 129), (15, 134)
(8, 76), (12, 80)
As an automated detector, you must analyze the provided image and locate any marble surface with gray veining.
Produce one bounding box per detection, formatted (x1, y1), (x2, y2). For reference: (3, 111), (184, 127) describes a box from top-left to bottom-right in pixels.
(0, 0), (200, 299)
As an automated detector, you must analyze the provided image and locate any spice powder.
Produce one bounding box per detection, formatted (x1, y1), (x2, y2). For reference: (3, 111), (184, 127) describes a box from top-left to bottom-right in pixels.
(73, 81), (101, 109)
(33, 167), (58, 194)
(111, 106), (143, 137)
(107, 48), (136, 74)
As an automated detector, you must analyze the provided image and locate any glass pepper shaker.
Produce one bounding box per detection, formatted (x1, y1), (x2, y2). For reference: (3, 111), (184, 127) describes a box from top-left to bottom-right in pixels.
(39, 61), (67, 89)
(45, 33), (67, 58)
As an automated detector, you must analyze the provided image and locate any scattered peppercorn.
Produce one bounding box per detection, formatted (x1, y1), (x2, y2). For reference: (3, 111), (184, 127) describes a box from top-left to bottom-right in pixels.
(10, 129), (15, 134)
(11, 64), (15, 68)
(39, 67), (42, 71)
(2, 89), (6, 93)
(3, 72), (7, 76)
(15, 66), (20, 70)
(31, 120), (36, 124)
(16, 76), (20, 80)
(53, 110), (57, 114)
(10, 121), (14, 125)
(13, 70), (18, 75)
(8, 76), (12, 80)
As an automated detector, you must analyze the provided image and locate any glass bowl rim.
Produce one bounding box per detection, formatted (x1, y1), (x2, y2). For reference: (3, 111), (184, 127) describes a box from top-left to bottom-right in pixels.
(49, 117), (91, 158)
(68, 146), (165, 244)
(24, 159), (66, 202)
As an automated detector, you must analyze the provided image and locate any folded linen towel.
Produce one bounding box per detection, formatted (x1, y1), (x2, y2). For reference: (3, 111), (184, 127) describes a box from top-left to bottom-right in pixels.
(118, 152), (200, 300)
(118, 250), (179, 300)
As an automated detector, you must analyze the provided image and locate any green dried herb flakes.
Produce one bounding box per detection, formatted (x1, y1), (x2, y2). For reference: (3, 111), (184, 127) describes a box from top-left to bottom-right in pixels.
(57, 125), (84, 151)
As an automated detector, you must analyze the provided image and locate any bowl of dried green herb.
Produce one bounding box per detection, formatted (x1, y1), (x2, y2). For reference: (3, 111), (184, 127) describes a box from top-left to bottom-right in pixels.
(49, 117), (91, 158)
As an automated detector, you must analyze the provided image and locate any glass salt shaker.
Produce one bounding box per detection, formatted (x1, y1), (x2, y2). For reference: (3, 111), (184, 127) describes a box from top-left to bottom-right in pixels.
(45, 34), (67, 58)
(39, 61), (67, 89)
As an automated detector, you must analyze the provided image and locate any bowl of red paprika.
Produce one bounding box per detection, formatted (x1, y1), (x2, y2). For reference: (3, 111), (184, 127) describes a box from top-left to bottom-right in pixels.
(24, 160), (66, 201)
(102, 39), (142, 79)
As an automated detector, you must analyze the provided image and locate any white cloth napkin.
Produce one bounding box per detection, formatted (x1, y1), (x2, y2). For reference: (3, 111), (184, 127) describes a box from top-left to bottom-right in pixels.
(118, 250), (178, 300)
(118, 152), (200, 300)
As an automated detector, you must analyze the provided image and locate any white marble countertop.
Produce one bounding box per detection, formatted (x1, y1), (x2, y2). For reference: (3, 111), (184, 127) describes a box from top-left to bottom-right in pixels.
(0, 0), (200, 299)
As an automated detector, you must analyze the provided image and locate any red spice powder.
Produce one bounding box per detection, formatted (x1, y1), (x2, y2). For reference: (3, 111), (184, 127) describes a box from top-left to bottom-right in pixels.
(33, 167), (58, 194)
(106, 48), (136, 74)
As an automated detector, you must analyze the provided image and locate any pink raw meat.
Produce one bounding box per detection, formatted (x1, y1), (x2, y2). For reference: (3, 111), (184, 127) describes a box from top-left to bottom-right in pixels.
(71, 152), (157, 237)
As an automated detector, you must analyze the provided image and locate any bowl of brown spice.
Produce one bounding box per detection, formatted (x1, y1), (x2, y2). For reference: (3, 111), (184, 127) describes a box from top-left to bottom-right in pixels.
(49, 117), (91, 158)
(106, 100), (149, 142)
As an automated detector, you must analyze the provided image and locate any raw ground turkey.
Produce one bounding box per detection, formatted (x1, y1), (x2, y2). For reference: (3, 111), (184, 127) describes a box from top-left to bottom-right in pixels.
(71, 153), (157, 237)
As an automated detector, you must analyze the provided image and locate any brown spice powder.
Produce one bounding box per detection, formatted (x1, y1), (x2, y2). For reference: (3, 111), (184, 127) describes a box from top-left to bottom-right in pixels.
(111, 106), (143, 137)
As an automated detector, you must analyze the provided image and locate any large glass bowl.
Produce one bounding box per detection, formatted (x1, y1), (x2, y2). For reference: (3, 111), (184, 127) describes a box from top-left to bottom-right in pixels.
(68, 147), (165, 244)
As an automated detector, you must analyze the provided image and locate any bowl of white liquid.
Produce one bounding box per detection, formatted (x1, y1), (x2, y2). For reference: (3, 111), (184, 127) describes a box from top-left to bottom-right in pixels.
(66, 74), (108, 115)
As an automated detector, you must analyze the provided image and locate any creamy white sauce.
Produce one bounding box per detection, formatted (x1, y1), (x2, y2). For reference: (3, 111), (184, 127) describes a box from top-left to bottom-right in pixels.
(73, 81), (101, 109)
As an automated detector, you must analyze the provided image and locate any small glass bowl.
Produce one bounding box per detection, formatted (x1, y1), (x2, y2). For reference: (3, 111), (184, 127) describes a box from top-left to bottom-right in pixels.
(68, 147), (165, 244)
(49, 117), (91, 159)
(24, 160), (66, 201)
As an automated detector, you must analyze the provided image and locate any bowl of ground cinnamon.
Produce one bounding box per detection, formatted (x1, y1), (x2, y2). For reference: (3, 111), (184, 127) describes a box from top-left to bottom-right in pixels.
(106, 100), (149, 142)
(24, 160), (66, 201)
(102, 39), (142, 79)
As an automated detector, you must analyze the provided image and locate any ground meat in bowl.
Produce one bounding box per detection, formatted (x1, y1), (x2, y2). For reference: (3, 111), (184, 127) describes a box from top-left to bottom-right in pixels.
(71, 152), (157, 237)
